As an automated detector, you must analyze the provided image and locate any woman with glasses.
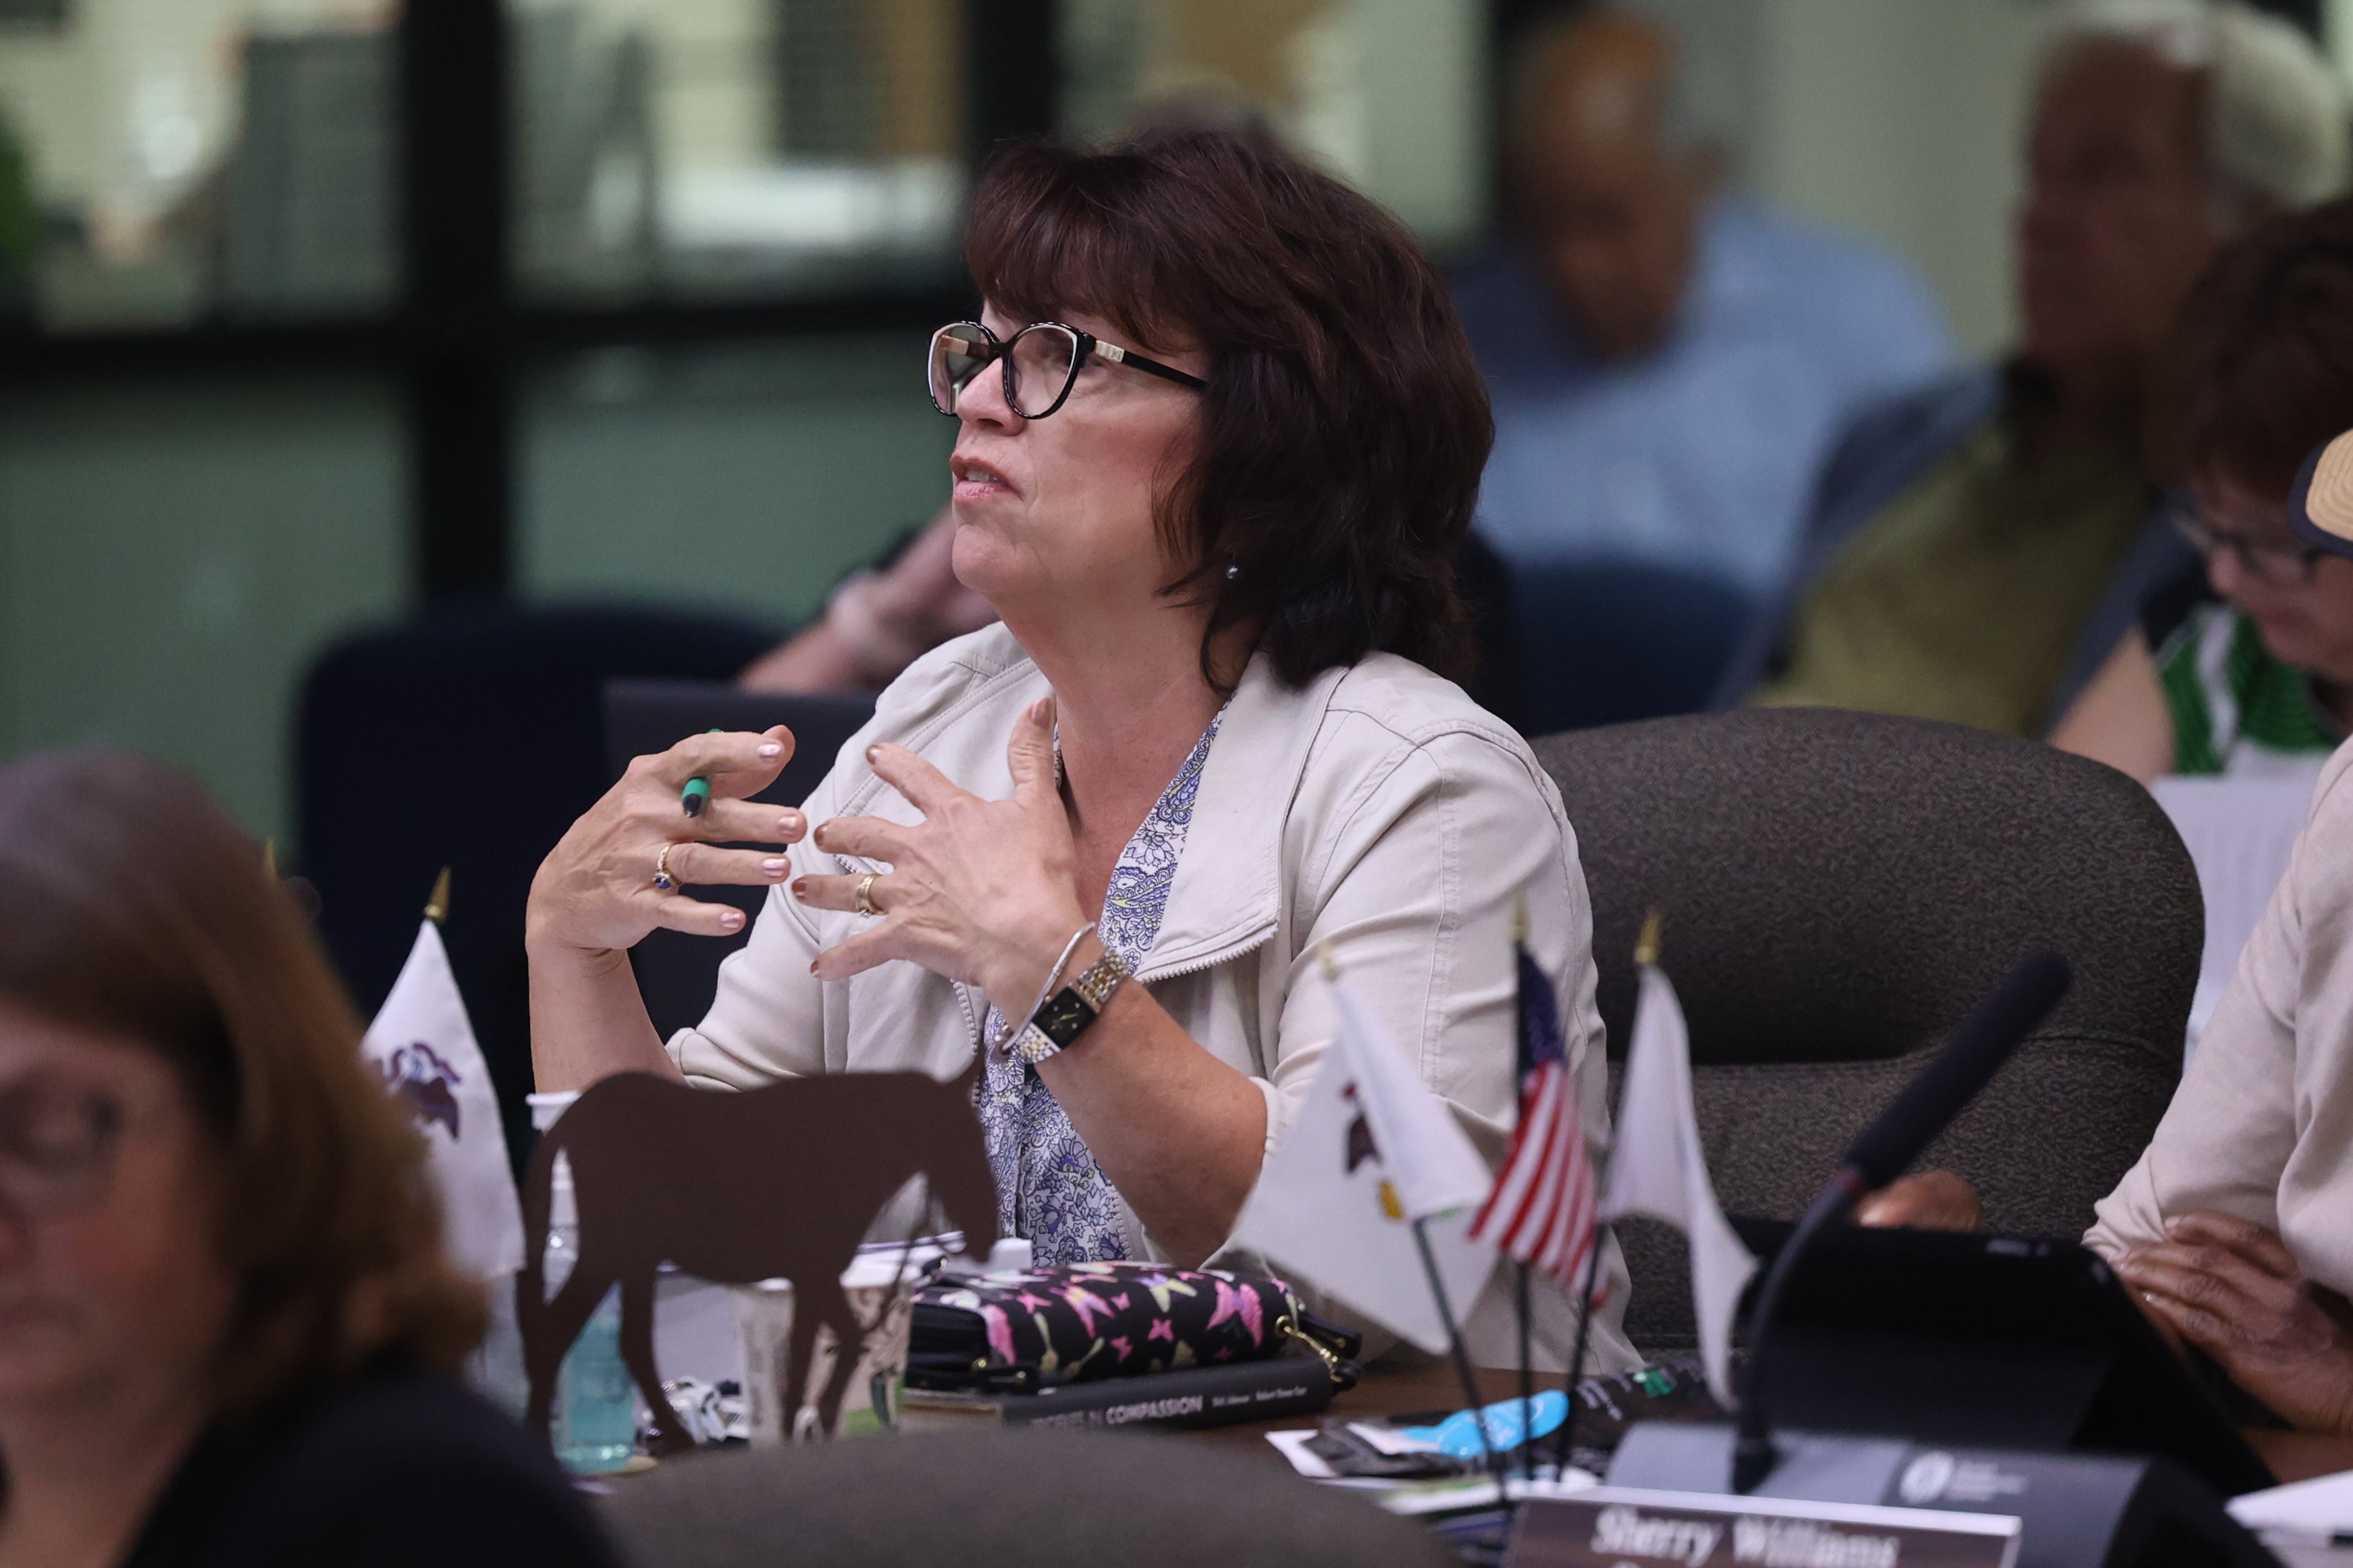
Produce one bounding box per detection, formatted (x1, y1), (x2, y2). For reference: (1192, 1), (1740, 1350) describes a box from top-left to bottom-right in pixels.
(0, 751), (618, 1568)
(527, 127), (1640, 1373)
(2051, 199), (2353, 782)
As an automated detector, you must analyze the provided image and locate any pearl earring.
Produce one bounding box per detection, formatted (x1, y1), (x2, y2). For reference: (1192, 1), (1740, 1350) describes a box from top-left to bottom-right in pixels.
(1224, 561), (1240, 581)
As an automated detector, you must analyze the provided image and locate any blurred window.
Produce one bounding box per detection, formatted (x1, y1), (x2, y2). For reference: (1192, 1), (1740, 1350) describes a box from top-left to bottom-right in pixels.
(1060, 0), (1488, 254)
(0, 0), (399, 329)
(510, 0), (967, 303)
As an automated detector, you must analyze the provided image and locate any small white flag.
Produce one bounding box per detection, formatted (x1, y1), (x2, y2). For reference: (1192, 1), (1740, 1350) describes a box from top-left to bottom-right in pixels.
(364, 920), (525, 1281)
(1231, 970), (1496, 1353)
(1601, 962), (1756, 1405)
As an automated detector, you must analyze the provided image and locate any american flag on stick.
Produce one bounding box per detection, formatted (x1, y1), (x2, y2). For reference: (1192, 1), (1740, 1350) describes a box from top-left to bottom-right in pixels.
(1469, 942), (1602, 1294)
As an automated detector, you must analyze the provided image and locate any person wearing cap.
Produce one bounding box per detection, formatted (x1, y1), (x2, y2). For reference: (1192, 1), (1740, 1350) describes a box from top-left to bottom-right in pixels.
(1733, 1), (2350, 739)
(2053, 197), (2353, 781)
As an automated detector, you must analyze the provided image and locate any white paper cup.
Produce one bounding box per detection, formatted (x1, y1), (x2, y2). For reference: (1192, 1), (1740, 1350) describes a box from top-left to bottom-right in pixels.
(729, 1254), (917, 1443)
(526, 1090), (577, 1133)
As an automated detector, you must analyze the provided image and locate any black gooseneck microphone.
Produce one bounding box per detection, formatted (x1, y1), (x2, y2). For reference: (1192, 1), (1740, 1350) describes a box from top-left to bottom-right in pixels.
(1728, 951), (2074, 1494)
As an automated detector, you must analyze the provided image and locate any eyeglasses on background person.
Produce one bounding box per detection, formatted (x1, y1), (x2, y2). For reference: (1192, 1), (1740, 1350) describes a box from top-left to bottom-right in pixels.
(2170, 497), (2329, 588)
(927, 319), (1207, 420)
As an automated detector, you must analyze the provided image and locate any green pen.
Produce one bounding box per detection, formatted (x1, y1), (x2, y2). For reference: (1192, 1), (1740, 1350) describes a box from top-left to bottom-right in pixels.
(681, 729), (721, 817)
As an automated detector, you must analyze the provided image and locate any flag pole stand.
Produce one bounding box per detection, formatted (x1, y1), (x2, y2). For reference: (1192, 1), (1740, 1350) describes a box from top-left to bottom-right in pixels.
(1509, 897), (1537, 1484)
(1552, 909), (1662, 1477)
(1409, 1215), (1508, 1497)
(1515, 1261), (1536, 1482)
(1552, 1216), (1612, 1476)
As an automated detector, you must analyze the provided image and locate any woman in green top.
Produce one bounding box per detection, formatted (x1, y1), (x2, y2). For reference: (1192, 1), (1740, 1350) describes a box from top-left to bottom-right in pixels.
(2053, 199), (2353, 783)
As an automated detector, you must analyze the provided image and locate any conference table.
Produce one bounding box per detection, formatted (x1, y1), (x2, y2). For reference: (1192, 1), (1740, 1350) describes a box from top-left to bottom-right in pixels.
(651, 1278), (2353, 1488)
(1186, 1357), (2353, 1486)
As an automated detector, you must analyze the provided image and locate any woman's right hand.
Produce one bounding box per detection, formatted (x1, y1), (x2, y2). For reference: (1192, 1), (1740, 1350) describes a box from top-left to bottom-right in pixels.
(525, 726), (808, 960)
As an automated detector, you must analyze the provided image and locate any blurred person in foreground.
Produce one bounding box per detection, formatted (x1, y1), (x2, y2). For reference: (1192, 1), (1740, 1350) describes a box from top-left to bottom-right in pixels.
(529, 127), (1638, 1371)
(1454, 7), (1954, 596)
(1740, 0), (2348, 737)
(0, 751), (617, 1568)
(2053, 197), (2353, 782)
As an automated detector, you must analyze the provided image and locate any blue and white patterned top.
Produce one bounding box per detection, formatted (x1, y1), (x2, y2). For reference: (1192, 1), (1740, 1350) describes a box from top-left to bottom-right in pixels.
(976, 711), (1224, 1265)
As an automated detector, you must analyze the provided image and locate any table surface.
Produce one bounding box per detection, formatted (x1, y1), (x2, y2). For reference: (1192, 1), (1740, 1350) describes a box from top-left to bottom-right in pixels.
(1187, 1359), (2353, 1489)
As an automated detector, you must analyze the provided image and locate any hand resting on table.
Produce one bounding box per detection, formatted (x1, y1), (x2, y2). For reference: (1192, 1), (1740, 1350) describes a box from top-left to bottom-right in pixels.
(2115, 1210), (2353, 1433)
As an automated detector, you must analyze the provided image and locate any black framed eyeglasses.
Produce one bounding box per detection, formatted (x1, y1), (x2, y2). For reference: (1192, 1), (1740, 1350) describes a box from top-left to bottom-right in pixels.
(2171, 502), (2327, 588)
(927, 320), (1207, 420)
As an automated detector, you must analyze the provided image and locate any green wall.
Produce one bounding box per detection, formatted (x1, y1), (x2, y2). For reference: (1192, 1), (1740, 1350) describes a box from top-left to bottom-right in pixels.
(520, 335), (954, 626)
(0, 335), (943, 849)
(0, 370), (406, 846)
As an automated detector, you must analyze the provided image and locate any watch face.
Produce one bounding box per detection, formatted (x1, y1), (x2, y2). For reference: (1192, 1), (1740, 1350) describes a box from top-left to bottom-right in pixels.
(1036, 987), (1096, 1048)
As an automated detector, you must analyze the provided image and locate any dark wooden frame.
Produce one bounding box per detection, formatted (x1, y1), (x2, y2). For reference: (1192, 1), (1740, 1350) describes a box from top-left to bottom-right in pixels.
(0, 0), (1057, 603)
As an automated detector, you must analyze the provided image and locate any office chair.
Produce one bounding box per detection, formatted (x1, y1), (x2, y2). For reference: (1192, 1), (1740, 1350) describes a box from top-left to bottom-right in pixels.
(297, 603), (785, 1165)
(597, 1429), (1454, 1568)
(1536, 707), (2199, 1348)
(1511, 561), (1753, 734)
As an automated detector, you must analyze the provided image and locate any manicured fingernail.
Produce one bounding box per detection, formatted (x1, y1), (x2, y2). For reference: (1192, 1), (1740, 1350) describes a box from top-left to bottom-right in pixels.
(758, 741), (783, 759)
(761, 858), (788, 877)
(791, 879), (810, 898)
(720, 909), (745, 930)
(866, 744), (883, 764)
(779, 810), (804, 834)
(1030, 699), (1050, 723)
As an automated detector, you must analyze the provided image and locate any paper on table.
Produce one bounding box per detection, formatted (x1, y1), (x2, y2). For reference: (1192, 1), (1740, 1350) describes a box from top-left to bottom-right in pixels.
(2149, 773), (2319, 1060)
(2228, 1467), (2353, 1534)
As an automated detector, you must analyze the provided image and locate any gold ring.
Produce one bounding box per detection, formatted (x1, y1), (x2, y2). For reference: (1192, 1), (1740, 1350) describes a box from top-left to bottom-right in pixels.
(854, 872), (879, 918)
(653, 843), (678, 892)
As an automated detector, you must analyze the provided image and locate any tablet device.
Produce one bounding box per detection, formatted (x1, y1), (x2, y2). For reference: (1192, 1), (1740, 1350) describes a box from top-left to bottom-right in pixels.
(1730, 1216), (2275, 1497)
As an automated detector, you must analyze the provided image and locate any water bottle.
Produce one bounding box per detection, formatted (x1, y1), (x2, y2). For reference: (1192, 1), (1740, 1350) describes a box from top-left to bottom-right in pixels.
(543, 1150), (637, 1475)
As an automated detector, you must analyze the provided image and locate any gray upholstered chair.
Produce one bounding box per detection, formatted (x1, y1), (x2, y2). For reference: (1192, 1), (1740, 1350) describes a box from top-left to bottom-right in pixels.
(1533, 708), (2199, 1350)
(595, 1428), (1454, 1568)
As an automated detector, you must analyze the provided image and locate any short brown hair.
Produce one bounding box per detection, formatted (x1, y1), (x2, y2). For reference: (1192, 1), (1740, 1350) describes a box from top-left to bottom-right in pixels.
(0, 749), (480, 1418)
(2163, 195), (2353, 497)
(963, 127), (1494, 689)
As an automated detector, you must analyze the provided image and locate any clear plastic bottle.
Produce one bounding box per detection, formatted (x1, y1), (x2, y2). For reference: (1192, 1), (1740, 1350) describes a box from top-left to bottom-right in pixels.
(544, 1156), (637, 1476)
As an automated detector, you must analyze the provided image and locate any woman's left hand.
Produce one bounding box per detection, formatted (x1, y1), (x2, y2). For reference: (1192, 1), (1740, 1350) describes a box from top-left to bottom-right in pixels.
(795, 697), (1088, 1011)
(2116, 1210), (2353, 1432)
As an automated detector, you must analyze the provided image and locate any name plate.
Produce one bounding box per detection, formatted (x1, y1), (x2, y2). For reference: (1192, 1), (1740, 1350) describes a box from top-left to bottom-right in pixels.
(1507, 1487), (2022, 1568)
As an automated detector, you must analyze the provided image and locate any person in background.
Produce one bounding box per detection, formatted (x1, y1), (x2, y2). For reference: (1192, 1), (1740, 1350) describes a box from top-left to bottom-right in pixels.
(736, 506), (999, 694)
(2053, 197), (2353, 783)
(1740, 0), (2348, 738)
(0, 751), (617, 1568)
(1452, 7), (1953, 598)
(2078, 433), (2353, 1434)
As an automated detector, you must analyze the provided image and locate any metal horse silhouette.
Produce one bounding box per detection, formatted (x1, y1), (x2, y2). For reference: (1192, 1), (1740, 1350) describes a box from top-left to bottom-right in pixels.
(518, 1068), (998, 1452)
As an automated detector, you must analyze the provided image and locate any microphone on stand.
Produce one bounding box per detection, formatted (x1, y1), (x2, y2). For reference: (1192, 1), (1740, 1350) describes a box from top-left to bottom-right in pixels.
(1728, 952), (2074, 1494)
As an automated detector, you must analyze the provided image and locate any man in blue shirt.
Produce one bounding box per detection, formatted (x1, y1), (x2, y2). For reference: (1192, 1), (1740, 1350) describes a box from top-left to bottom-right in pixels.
(1456, 9), (1953, 597)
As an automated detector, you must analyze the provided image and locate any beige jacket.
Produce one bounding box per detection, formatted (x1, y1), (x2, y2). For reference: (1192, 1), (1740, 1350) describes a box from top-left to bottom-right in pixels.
(669, 623), (1639, 1373)
(2086, 740), (2353, 1299)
